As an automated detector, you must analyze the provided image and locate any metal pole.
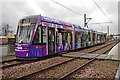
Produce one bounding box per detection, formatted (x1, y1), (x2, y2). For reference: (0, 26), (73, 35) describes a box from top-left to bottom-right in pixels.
(107, 26), (109, 36)
(84, 14), (86, 27)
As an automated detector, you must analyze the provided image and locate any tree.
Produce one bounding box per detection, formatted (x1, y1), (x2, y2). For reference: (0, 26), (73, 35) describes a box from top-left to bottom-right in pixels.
(10, 30), (14, 36)
(0, 23), (13, 36)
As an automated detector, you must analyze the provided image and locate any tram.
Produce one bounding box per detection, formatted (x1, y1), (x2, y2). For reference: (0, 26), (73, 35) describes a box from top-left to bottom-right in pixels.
(15, 15), (106, 58)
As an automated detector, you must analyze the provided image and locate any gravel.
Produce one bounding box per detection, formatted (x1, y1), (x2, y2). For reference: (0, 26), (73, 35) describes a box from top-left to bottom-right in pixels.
(68, 60), (119, 79)
(2, 55), (16, 62)
(2, 56), (71, 79)
(25, 58), (88, 79)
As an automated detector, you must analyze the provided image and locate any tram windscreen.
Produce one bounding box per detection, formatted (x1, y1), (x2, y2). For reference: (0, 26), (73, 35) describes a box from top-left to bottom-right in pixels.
(16, 24), (35, 43)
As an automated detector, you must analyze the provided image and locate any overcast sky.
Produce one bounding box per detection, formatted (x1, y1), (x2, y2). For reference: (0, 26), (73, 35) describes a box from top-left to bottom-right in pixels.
(0, 0), (119, 34)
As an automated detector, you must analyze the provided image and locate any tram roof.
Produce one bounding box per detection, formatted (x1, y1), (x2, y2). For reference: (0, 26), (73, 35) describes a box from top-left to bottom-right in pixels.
(20, 15), (38, 20)
(73, 24), (82, 28)
(20, 15), (106, 34)
(41, 16), (72, 26)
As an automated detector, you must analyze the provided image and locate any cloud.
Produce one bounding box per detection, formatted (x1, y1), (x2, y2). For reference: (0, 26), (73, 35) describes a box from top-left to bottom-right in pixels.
(1, 1), (45, 32)
(26, 0), (44, 15)
(1, 0), (118, 34)
(2, 2), (27, 31)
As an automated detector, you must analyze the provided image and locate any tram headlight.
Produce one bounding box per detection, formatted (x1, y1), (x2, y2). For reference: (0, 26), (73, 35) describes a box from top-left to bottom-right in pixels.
(16, 46), (29, 50)
(16, 47), (23, 50)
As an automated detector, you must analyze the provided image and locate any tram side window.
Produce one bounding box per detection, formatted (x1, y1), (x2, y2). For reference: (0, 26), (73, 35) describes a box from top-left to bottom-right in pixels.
(42, 27), (47, 43)
(76, 33), (79, 43)
(33, 27), (41, 44)
(88, 33), (91, 41)
(63, 32), (67, 44)
(82, 33), (85, 41)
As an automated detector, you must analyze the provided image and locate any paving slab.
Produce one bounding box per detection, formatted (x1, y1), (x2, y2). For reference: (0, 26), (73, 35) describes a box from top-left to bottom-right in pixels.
(63, 52), (87, 58)
(96, 54), (108, 59)
(105, 55), (113, 59)
(80, 53), (99, 58)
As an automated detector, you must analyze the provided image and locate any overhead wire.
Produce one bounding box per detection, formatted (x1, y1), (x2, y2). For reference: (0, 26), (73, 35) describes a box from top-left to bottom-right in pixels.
(51, 0), (83, 16)
(89, 22), (112, 24)
(92, 0), (112, 22)
(92, 0), (116, 34)
(51, 0), (114, 30)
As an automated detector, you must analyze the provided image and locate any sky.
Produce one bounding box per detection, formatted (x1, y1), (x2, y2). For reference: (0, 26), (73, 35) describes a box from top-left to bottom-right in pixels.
(0, 0), (119, 34)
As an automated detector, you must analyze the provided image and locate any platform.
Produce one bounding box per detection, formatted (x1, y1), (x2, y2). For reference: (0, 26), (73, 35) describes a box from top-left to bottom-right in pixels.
(107, 42), (120, 60)
(63, 42), (120, 61)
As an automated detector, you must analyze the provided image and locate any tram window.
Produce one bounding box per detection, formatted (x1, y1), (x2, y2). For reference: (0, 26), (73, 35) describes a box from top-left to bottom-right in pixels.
(30, 18), (37, 24)
(76, 33), (80, 43)
(56, 32), (59, 43)
(62, 32), (67, 44)
(57, 32), (62, 44)
(33, 27), (41, 44)
(81, 34), (84, 43)
(42, 27), (47, 43)
(83, 33), (87, 41)
(21, 18), (37, 24)
(19, 20), (22, 24)
(88, 33), (91, 41)
(22, 19), (29, 23)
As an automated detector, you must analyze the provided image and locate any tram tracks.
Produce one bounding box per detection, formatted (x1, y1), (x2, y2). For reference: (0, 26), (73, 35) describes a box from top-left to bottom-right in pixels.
(14, 57), (82, 79)
(14, 56), (102, 79)
(63, 59), (118, 79)
(59, 56), (100, 80)
(2, 41), (118, 79)
(63, 41), (118, 59)
(88, 42), (117, 53)
(93, 43), (117, 54)
(60, 43), (118, 79)
(1, 59), (32, 69)
(1, 41), (117, 70)
(1, 55), (62, 70)
(1, 42), (116, 70)
(102, 43), (117, 54)
(1, 56), (64, 70)
(14, 42), (116, 80)
(59, 42), (118, 79)
(4, 41), (118, 80)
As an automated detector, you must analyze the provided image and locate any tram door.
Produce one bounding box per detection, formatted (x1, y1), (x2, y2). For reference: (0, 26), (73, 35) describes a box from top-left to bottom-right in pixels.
(48, 28), (55, 54)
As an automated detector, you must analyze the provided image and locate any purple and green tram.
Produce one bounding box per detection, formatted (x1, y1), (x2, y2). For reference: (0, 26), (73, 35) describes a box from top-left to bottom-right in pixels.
(15, 15), (106, 58)
(15, 15), (74, 58)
